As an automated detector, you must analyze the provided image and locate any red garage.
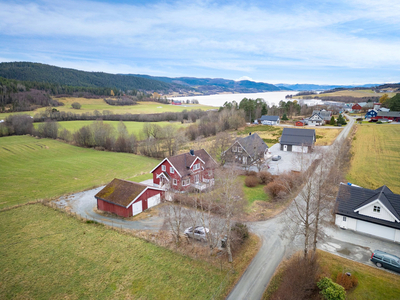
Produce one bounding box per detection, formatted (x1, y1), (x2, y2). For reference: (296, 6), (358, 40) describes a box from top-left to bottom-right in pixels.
(95, 178), (164, 218)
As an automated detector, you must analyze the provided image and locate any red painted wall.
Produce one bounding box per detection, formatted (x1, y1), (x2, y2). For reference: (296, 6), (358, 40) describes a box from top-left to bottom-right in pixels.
(152, 160), (181, 188)
(97, 198), (131, 218)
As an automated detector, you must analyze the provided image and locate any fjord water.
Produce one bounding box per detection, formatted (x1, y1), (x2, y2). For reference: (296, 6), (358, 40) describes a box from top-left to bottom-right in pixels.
(170, 91), (299, 107)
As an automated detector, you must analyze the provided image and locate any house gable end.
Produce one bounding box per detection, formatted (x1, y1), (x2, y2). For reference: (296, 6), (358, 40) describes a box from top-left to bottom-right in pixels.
(355, 199), (399, 223)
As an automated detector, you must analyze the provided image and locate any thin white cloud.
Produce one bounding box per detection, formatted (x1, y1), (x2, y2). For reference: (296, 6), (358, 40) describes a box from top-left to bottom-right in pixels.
(0, 0), (399, 83)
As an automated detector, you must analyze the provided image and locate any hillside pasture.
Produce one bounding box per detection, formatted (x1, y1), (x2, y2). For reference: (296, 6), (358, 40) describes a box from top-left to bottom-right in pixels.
(34, 120), (190, 137)
(0, 99), (216, 119)
(0, 136), (158, 209)
(347, 124), (400, 193)
(0, 204), (231, 299)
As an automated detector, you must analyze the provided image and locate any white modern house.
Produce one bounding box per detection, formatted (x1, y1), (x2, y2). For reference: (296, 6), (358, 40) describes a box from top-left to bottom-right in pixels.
(335, 183), (400, 243)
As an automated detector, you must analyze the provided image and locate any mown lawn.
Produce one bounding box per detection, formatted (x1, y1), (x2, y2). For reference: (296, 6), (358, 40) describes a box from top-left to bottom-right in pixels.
(346, 124), (400, 193)
(318, 250), (400, 300)
(34, 120), (189, 136)
(0, 204), (230, 299)
(0, 99), (216, 119)
(240, 176), (269, 204)
(0, 135), (158, 209)
(264, 250), (400, 300)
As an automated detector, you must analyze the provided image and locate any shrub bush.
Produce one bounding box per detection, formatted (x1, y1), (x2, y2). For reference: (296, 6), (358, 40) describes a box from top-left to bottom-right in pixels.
(245, 175), (259, 187)
(264, 180), (287, 198)
(336, 273), (358, 290)
(258, 171), (273, 184)
(71, 102), (82, 109)
(317, 277), (346, 300)
(246, 170), (257, 176)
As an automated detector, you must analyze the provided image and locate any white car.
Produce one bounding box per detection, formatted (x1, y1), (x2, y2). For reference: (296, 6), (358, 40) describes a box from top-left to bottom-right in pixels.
(184, 226), (209, 241)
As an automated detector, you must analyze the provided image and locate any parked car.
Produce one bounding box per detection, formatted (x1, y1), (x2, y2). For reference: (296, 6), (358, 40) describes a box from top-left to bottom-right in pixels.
(370, 250), (400, 273)
(272, 155), (281, 161)
(184, 226), (209, 241)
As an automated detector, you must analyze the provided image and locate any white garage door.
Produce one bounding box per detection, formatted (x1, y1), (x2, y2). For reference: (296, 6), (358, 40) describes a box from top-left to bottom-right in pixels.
(132, 201), (142, 216)
(148, 194), (161, 208)
(356, 220), (395, 241)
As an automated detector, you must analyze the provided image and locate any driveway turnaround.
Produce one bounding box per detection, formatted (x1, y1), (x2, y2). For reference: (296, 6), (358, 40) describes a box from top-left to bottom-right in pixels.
(54, 186), (164, 231)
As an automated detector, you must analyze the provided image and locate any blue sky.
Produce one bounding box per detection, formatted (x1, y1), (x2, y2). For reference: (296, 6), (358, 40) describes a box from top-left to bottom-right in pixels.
(0, 0), (399, 85)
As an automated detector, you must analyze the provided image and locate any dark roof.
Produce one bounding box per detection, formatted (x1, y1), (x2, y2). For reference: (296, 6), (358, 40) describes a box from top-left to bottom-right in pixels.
(167, 149), (217, 177)
(237, 133), (268, 158)
(335, 184), (400, 230)
(280, 128), (316, 146)
(260, 115), (279, 121)
(312, 110), (332, 121)
(377, 111), (400, 117)
(95, 178), (148, 207)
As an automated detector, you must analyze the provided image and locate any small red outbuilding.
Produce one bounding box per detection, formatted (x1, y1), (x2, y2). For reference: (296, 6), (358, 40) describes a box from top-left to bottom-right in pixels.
(95, 178), (164, 218)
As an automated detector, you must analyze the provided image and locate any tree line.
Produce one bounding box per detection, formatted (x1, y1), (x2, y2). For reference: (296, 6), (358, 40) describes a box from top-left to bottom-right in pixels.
(0, 107), (245, 159)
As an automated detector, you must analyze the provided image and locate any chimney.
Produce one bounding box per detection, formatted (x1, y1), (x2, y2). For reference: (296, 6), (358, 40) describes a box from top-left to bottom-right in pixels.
(190, 149), (195, 156)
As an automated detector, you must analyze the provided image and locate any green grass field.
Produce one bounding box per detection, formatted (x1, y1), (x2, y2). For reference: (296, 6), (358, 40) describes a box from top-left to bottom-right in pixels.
(240, 176), (269, 204)
(34, 120), (189, 137)
(0, 204), (230, 299)
(347, 124), (400, 193)
(0, 99), (216, 119)
(0, 136), (158, 209)
(263, 250), (400, 300)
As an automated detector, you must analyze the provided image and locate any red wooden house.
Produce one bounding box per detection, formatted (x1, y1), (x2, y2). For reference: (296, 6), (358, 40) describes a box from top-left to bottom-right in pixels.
(95, 178), (164, 218)
(171, 100), (182, 105)
(352, 103), (362, 111)
(150, 149), (217, 192)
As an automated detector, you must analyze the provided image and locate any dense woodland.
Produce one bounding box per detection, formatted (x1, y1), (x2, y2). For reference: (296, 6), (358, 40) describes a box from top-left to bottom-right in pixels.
(0, 62), (186, 92)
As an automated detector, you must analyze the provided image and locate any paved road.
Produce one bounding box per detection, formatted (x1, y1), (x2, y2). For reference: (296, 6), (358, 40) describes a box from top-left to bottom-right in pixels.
(227, 115), (358, 300)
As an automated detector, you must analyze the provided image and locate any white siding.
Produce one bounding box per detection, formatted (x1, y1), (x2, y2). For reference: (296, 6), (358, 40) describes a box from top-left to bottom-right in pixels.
(132, 201), (142, 216)
(335, 214), (357, 231)
(395, 230), (400, 243)
(292, 145), (308, 153)
(357, 202), (396, 222)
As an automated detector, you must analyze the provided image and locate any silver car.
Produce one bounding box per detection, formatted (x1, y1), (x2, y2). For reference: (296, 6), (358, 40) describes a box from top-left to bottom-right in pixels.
(184, 226), (209, 241)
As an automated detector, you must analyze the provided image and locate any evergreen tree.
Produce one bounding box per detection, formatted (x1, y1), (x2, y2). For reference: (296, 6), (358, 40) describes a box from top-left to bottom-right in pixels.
(329, 116), (336, 125)
(282, 113), (289, 120)
(337, 114), (347, 125)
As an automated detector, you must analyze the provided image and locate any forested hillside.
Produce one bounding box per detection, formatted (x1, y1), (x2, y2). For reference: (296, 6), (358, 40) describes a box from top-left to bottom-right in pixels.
(130, 74), (284, 93)
(0, 62), (185, 92)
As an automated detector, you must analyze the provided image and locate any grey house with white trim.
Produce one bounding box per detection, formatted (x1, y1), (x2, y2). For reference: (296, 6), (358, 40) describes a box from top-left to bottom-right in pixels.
(223, 133), (268, 166)
(259, 115), (280, 125)
(279, 128), (316, 153)
(335, 183), (400, 243)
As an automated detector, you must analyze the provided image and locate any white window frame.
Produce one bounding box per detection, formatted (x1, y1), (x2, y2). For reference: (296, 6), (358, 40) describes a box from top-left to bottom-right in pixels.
(162, 165), (166, 172)
(193, 163), (200, 171)
(232, 146), (237, 152)
(194, 174), (200, 183)
(238, 147), (242, 153)
(208, 170), (212, 176)
(173, 179), (177, 185)
(170, 167), (174, 174)
(243, 156), (247, 164)
(182, 178), (190, 186)
(343, 216), (346, 221)
(373, 205), (381, 213)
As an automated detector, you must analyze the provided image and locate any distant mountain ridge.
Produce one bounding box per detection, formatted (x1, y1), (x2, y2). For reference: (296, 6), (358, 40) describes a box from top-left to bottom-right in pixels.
(275, 83), (377, 91)
(129, 74), (287, 93)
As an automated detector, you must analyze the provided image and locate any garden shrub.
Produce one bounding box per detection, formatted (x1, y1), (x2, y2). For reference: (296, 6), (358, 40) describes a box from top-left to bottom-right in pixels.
(317, 277), (346, 300)
(336, 273), (358, 290)
(245, 175), (259, 187)
(258, 171), (273, 184)
(264, 180), (287, 198)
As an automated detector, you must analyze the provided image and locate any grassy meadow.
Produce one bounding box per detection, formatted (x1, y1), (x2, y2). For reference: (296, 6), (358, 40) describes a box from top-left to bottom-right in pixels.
(0, 204), (231, 299)
(0, 135), (158, 209)
(0, 99), (216, 119)
(347, 124), (400, 193)
(34, 120), (189, 136)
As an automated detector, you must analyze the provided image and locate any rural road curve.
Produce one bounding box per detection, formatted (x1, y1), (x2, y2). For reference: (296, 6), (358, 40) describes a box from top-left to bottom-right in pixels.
(227, 115), (356, 300)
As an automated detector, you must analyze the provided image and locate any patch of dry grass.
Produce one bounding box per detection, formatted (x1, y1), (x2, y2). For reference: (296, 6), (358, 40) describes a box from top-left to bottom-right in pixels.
(315, 128), (342, 146)
(347, 124), (400, 193)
